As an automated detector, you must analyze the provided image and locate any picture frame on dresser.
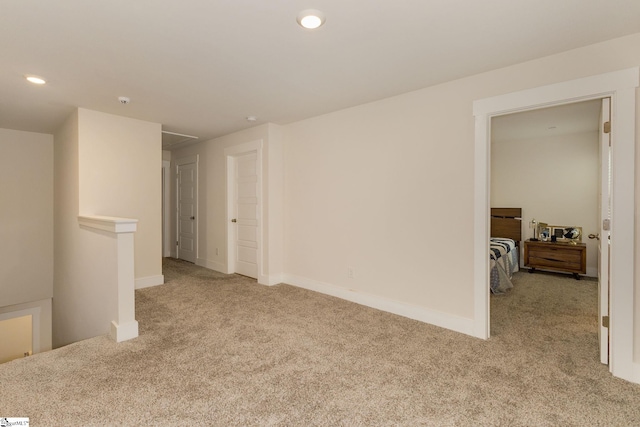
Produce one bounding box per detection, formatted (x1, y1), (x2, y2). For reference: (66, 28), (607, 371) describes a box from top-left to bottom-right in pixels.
(549, 226), (582, 243)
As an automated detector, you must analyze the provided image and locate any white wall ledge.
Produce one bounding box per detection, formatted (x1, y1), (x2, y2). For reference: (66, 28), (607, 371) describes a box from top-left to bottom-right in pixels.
(77, 214), (139, 343)
(78, 215), (138, 233)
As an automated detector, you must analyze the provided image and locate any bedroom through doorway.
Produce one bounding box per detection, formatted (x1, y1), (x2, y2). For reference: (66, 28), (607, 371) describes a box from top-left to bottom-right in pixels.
(489, 99), (606, 364)
(474, 67), (638, 382)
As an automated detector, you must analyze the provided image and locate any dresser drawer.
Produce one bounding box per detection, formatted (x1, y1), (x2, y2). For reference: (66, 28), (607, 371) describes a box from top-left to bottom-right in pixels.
(524, 240), (587, 276)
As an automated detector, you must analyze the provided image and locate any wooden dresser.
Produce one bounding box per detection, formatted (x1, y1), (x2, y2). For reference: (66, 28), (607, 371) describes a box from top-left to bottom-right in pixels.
(523, 239), (586, 279)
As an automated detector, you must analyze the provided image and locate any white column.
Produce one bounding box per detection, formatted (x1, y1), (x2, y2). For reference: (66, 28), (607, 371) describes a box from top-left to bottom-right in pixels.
(78, 215), (139, 342)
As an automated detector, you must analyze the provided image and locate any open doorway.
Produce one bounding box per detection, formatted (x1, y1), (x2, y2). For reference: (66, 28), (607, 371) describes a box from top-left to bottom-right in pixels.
(473, 67), (637, 382)
(489, 99), (604, 362)
(491, 100), (602, 277)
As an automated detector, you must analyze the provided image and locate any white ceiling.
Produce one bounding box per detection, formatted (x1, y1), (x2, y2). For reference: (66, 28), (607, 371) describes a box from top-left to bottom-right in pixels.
(2, 1), (639, 149)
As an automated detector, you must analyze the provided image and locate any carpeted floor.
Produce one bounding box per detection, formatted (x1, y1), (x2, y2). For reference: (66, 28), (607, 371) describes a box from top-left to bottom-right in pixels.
(1, 259), (639, 426)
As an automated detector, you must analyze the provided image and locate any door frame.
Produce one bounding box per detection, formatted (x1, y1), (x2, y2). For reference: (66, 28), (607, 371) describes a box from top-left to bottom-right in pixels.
(225, 140), (264, 282)
(162, 160), (171, 257)
(598, 98), (611, 365)
(473, 67), (638, 382)
(175, 155), (199, 262)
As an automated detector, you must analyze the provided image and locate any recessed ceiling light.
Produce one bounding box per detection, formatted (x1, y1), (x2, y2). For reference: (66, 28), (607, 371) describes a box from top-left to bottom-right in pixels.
(25, 75), (46, 85)
(297, 9), (325, 29)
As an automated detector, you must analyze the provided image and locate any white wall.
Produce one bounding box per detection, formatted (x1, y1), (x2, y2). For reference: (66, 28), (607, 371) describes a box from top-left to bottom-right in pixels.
(491, 131), (599, 275)
(281, 33), (640, 358)
(54, 109), (162, 347)
(0, 128), (53, 354)
(170, 123), (284, 284)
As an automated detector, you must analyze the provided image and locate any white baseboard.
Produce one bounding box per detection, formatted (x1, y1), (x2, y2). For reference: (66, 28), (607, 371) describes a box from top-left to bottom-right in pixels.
(586, 267), (598, 278)
(632, 362), (640, 385)
(283, 274), (475, 337)
(196, 257), (227, 273)
(110, 320), (139, 343)
(259, 273), (283, 286)
(135, 275), (164, 290)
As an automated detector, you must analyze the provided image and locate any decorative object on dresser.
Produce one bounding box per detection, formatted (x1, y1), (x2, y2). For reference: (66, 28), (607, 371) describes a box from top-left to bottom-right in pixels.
(523, 239), (586, 280)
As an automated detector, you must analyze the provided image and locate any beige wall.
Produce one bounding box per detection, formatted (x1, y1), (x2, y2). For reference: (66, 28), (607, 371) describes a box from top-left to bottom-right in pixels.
(171, 123), (284, 283)
(491, 131), (599, 275)
(0, 128), (53, 307)
(54, 109), (162, 347)
(0, 128), (53, 354)
(78, 109), (162, 282)
(282, 33), (640, 358)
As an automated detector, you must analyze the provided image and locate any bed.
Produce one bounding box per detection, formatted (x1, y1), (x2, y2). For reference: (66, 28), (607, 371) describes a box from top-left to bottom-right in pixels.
(490, 208), (521, 294)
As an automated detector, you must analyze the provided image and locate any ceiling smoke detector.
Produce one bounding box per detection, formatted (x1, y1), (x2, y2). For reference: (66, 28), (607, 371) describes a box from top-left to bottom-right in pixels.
(118, 96), (131, 105)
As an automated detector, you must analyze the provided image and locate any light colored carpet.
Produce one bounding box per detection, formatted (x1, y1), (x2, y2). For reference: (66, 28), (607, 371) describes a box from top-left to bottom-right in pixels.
(1, 259), (639, 426)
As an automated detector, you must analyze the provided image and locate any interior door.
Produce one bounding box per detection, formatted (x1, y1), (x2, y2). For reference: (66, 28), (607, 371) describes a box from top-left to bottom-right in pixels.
(177, 159), (197, 263)
(597, 97), (611, 365)
(231, 152), (259, 278)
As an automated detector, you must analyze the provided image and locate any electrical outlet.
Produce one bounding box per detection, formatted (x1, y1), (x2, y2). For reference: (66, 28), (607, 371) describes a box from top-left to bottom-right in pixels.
(347, 267), (354, 279)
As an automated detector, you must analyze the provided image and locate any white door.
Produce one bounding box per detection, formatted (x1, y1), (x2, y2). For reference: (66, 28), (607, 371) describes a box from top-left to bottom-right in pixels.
(231, 152), (259, 278)
(597, 98), (611, 365)
(177, 159), (197, 263)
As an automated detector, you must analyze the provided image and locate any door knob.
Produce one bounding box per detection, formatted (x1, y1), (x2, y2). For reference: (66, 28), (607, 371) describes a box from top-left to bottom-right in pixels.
(231, 218), (237, 223)
(588, 233), (600, 240)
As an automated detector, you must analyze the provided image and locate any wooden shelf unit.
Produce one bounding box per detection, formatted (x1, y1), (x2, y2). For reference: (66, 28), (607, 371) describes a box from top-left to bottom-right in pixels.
(523, 239), (586, 279)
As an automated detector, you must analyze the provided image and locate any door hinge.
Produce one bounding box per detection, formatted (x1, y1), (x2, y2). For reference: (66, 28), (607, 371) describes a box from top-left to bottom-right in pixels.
(176, 241), (179, 246)
(603, 121), (611, 134)
(602, 316), (609, 328)
(603, 219), (611, 231)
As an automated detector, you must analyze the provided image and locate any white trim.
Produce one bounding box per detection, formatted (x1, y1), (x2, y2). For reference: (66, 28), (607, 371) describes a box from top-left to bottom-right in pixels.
(473, 67), (638, 383)
(284, 274), (475, 336)
(79, 215), (139, 343)
(195, 258), (280, 285)
(224, 140), (265, 284)
(78, 215), (138, 233)
(162, 160), (171, 257)
(110, 319), (139, 343)
(263, 274), (283, 287)
(633, 364), (640, 384)
(135, 275), (165, 290)
(196, 257), (228, 274)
